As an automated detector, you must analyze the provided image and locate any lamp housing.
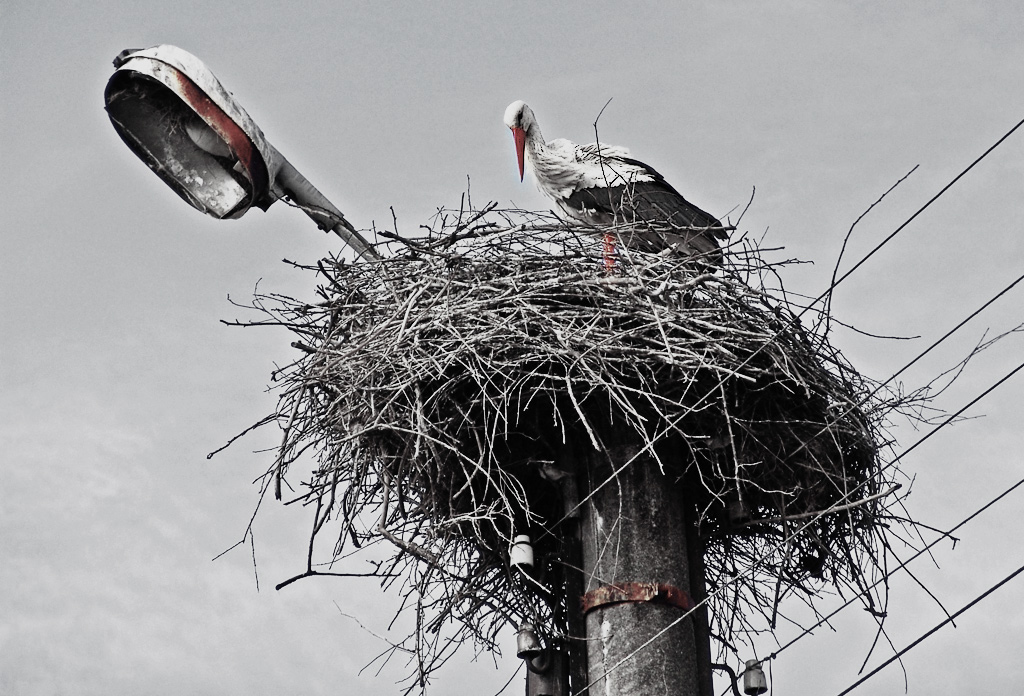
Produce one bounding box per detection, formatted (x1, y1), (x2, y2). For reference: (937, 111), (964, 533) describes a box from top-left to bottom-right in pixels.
(104, 45), (280, 220)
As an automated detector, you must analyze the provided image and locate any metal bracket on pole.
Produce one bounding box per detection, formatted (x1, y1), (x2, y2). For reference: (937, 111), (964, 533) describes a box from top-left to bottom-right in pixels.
(581, 582), (695, 614)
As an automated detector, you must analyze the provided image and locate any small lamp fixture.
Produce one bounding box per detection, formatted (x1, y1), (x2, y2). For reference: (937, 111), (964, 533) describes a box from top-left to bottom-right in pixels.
(743, 659), (768, 695)
(516, 623), (543, 660)
(510, 534), (534, 569)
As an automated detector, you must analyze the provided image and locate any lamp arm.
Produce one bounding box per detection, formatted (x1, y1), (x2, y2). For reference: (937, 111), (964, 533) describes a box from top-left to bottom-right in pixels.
(273, 155), (381, 261)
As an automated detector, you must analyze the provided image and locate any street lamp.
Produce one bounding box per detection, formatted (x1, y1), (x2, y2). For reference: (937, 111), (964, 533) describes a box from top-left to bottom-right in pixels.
(104, 45), (379, 260)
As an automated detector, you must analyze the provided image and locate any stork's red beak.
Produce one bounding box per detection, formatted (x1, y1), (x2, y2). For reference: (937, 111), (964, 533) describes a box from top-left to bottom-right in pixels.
(511, 126), (526, 181)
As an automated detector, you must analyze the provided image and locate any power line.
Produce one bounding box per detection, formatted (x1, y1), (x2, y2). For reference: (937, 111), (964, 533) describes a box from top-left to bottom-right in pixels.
(699, 356), (1024, 689)
(829, 113), (1024, 292)
(782, 266), (1024, 466)
(764, 473), (1024, 662)
(687, 112), (1024, 414)
(590, 113), (1024, 518)
(774, 114), (1024, 477)
(835, 560), (1024, 696)
(708, 116), (1024, 556)
(575, 305), (1024, 693)
(754, 361), (1024, 660)
(884, 355), (1024, 469)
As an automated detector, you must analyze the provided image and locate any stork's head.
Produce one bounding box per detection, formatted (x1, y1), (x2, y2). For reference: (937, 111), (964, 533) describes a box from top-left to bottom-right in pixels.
(503, 100), (537, 182)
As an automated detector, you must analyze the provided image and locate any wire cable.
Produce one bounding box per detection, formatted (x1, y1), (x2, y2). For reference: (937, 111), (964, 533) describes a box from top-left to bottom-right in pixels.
(784, 267), (1024, 465)
(884, 355), (1024, 470)
(764, 473), (1024, 663)
(762, 357), (1024, 658)
(829, 114), (1024, 291)
(563, 310), (1024, 693)
(835, 560), (1024, 696)
(692, 113), (1024, 411)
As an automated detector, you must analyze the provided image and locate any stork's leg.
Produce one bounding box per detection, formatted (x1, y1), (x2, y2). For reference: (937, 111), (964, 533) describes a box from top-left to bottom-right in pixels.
(602, 232), (616, 270)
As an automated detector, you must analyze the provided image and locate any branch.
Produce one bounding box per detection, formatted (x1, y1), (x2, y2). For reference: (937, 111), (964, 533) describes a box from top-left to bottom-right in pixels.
(275, 569), (392, 591)
(747, 485), (902, 526)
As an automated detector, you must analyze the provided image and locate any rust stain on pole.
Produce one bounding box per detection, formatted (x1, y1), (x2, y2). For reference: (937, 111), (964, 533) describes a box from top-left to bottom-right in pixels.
(582, 582), (695, 614)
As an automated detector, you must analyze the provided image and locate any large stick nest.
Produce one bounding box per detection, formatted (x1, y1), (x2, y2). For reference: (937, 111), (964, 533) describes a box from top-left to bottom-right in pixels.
(240, 204), (910, 688)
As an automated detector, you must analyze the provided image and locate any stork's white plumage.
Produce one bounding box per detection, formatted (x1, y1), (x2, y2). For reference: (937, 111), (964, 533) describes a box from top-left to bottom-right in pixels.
(503, 100), (728, 259)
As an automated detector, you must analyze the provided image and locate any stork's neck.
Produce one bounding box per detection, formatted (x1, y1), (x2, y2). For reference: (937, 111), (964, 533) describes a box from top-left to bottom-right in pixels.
(528, 121), (545, 146)
(523, 123), (547, 163)
(528, 124), (561, 174)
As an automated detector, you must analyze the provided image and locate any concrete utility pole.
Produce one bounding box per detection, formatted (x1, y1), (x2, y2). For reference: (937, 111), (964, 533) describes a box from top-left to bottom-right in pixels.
(576, 432), (713, 696)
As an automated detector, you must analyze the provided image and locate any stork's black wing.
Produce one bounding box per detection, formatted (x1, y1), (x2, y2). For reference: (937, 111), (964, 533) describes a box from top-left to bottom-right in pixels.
(563, 157), (727, 257)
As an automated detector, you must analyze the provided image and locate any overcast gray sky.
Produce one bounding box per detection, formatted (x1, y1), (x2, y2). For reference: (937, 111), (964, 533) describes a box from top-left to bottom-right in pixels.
(4, 1), (1024, 694)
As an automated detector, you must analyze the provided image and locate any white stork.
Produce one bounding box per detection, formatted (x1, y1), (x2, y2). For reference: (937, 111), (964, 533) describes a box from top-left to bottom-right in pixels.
(503, 100), (728, 260)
